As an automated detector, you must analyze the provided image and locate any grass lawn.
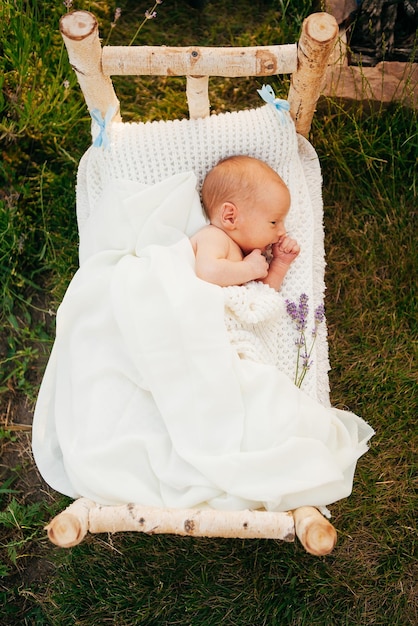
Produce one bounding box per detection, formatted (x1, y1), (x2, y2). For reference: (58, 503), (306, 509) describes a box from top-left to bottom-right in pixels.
(1, 1), (416, 624)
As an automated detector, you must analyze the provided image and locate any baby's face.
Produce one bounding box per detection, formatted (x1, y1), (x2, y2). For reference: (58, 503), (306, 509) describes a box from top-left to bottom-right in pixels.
(233, 179), (290, 254)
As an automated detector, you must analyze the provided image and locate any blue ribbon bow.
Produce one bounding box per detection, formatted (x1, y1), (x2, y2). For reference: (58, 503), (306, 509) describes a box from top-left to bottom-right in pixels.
(90, 106), (116, 149)
(257, 84), (290, 118)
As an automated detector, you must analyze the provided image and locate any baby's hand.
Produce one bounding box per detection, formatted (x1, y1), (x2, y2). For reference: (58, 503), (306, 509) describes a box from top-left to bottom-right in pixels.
(271, 235), (300, 267)
(243, 249), (269, 279)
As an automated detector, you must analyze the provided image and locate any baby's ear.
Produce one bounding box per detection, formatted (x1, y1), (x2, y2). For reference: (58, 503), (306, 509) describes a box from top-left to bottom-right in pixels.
(221, 202), (238, 229)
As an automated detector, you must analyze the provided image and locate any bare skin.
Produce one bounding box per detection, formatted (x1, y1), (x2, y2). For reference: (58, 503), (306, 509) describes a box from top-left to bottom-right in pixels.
(191, 157), (300, 290)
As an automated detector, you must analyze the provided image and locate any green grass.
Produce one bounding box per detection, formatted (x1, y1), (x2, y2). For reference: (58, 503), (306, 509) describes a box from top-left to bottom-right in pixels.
(1, 0), (417, 624)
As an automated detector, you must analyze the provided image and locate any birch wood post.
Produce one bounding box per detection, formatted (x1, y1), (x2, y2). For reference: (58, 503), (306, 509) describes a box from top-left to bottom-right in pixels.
(45, 498), (95, 548)
(186, 76), (210, 119)
(293, 506), (337, 556)
(60, 11), (121, 122)
(288, 12), (339, 137)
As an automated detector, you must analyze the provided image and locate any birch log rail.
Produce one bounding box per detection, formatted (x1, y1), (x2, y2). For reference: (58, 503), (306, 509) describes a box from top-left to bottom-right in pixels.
(59, 10), (338, 134)
(46, 500), (337, 556)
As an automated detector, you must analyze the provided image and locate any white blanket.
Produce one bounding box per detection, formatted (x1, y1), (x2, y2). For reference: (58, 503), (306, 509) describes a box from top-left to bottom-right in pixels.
(32, 172), (374, 511)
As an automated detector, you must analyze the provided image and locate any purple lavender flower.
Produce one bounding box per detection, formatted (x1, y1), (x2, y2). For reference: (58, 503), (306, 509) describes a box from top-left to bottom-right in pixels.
(298, 293), (309, 330)
(314, 303), (325, 323)
(302, 356), (313, 370)
(110, 8), (122, 29)
(312, 303), (325, 336)
(129, 1), (163, 45)
(285, 299), (298, 321)
(286, 293), (308, 332)
(286, 294), (325, 388)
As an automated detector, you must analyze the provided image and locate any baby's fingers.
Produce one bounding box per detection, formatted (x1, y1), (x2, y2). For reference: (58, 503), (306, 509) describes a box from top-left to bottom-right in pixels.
(287, 240), (300, 254)
(275, 236), (300, 254)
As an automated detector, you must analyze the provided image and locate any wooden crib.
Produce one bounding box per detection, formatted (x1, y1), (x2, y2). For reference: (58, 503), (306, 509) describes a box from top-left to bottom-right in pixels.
(42, 10), (341, 556)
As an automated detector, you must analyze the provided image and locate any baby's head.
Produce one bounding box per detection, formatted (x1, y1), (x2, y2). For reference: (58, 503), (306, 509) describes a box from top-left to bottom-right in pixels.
(201, 155), (289, 222)
(201, 155), (291, 253)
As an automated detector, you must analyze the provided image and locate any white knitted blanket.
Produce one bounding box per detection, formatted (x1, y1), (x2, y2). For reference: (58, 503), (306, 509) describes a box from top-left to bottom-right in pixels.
(223, 281), (284, 367)
(76, 104), (330, 404)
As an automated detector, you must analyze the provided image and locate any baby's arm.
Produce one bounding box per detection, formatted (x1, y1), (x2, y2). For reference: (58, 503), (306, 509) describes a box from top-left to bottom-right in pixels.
(192, 227), (269, 287)
(262, 235), (300, 291)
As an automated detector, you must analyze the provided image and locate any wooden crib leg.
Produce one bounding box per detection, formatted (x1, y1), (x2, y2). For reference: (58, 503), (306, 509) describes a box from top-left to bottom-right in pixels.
(46, 498), (94, 548)
(293, 506), (337, 556)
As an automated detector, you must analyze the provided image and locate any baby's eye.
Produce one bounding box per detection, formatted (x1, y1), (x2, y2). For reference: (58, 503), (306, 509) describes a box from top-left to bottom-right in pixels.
(270, 221), (276, 225)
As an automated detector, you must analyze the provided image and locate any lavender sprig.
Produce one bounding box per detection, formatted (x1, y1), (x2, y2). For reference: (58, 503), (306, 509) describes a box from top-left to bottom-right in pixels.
(104, 7), (122, 45)
(129, 1), (163, 46)
(285, 294), (325, 388)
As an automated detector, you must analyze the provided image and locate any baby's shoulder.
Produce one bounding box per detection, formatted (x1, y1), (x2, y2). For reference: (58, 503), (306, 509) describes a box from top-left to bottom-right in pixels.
(191, 224), (229, 244)
(190, 224), (233, 257)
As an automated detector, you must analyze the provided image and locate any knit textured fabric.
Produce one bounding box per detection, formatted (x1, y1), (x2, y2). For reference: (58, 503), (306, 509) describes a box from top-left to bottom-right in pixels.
(223, 281), (282, 367)
(76, 104), (330, 404)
